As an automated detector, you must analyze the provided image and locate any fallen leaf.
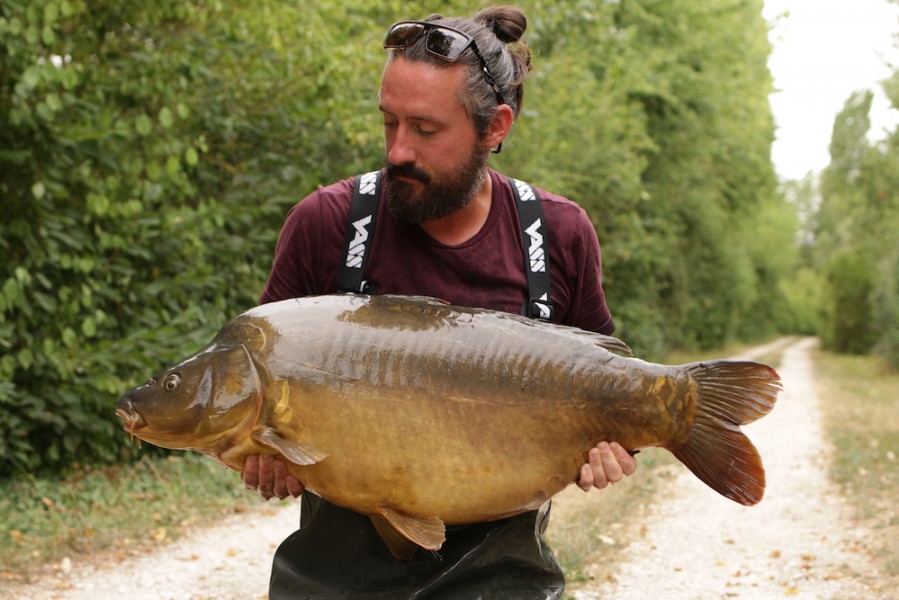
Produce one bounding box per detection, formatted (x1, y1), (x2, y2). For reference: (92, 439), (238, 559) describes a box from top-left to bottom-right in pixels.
(597, 534), (616, 545)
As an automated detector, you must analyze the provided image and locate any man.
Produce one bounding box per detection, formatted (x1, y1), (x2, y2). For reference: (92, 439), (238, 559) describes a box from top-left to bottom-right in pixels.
(243, 7), (636, 599)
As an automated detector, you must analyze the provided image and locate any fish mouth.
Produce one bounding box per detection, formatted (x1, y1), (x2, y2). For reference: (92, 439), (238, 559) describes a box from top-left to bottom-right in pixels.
(115, 403), (147, 446)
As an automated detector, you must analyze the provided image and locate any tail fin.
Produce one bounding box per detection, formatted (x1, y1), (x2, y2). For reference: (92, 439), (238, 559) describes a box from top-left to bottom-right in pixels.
(669, 361), (782, 506)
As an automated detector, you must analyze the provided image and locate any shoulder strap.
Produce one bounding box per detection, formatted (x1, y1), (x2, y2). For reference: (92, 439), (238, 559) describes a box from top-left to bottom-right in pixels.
(338, 171), (553, 318)
(509, 177), (554, 321)
(338, 171), (381, 294)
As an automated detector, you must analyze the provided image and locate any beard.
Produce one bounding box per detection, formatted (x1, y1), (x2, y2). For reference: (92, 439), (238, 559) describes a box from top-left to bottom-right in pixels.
(385, 146), (489, 224)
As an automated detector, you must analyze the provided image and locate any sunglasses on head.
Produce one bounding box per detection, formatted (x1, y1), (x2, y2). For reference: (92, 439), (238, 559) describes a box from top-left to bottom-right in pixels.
(384, 20), (507, 108)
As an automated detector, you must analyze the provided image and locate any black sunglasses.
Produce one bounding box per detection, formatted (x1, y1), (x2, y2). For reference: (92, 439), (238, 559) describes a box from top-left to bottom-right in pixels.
(384, 21), (507, 108)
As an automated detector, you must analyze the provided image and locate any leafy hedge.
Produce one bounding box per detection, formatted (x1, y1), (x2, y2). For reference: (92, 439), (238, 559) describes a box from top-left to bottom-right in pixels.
(0, 0), (387, 475)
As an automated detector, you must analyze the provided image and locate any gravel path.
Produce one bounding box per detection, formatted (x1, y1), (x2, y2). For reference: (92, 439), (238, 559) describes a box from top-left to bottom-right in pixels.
(5, 505), (299, 600)
(572, 337), (884, 600)
(6, 337), (883, 599)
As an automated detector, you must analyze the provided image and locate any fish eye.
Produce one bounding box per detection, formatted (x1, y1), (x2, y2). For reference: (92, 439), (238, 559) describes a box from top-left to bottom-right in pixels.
(163, 373), (182, 391)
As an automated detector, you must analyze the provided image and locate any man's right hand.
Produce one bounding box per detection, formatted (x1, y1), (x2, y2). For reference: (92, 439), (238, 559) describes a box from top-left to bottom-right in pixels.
(242, 455), (305, 501)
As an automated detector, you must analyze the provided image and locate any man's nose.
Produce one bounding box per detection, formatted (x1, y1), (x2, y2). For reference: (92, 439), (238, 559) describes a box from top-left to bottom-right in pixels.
(386, 125), (416, 165)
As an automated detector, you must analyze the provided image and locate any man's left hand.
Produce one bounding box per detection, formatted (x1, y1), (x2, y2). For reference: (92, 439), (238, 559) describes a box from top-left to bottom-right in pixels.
(577, 441), (637, 491)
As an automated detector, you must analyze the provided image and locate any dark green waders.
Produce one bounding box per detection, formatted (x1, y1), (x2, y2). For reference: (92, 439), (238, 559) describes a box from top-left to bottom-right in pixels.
(268, 494), (566, 600)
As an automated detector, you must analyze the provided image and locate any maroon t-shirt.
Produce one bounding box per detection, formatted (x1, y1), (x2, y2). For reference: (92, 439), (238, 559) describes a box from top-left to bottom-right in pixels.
(260, 168), (614, 334)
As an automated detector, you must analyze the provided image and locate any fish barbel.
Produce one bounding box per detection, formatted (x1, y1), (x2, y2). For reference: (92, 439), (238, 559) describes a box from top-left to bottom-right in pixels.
(115, 294), (781, 559)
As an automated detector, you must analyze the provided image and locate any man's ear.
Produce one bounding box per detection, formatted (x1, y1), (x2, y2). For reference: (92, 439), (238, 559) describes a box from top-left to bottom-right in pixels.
(486, 104), (515, 151)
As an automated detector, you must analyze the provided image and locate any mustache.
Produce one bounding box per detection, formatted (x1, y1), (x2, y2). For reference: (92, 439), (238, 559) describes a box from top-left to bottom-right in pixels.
(386, 163), (431, 185)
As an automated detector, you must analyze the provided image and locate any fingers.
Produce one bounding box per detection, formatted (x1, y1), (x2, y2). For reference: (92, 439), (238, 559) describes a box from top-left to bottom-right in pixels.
(590, 442), (618, 490)
(272, 457), (306, 499)
(577, 461), (594, 492)
(241, 454), (276, 500)
(257, 454), (276, 500)
(271, 458), (288, 499)
(242, 455), (304, 501)
(242, 454), (261, 490)
(285, 474), (305, 498)
(611, 441), (637, 477)
(578, 441), (637, 492)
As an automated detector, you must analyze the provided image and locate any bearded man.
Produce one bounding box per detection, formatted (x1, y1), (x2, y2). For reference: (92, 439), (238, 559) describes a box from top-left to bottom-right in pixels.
(242, 6), (636, 599)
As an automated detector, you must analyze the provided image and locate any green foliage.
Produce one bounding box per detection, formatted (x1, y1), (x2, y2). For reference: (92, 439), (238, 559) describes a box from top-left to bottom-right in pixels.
(819, 250), (878, 354)
(813, 89), (899, 367)
(872, 226), (899, 370)
(0, 0), (388, 475)
(501, 0), (790, 356)
(1, 0), (794, 474)
(779, 267), (822, 335)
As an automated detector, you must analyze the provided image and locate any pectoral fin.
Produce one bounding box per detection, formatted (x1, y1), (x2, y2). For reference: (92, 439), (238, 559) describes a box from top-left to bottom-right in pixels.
(372, 507), (445, 559)
(252, 427), (328, 466)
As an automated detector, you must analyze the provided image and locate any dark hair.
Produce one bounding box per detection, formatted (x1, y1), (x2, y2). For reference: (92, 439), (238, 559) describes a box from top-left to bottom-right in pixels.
(387, 6), (533, 137)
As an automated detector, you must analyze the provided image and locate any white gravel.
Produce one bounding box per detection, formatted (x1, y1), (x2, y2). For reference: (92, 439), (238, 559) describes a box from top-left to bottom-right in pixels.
(4, 504), (299, 600)
(6, 337), (886, 599)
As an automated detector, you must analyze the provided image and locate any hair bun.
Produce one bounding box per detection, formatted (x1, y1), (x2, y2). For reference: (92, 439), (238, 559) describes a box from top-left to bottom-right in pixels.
(475, 6), (527, 44)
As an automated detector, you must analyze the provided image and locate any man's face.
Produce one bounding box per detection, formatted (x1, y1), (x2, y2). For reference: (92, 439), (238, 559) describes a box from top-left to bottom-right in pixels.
(378, 57), (490, 224)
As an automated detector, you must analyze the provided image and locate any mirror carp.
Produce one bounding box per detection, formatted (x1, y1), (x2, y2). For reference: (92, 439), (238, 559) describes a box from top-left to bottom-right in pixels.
(116, 294), (781, 559)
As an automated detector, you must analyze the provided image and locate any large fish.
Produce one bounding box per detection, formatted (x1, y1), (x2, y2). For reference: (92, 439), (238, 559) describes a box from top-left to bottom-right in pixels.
(115, 294), (781, 559)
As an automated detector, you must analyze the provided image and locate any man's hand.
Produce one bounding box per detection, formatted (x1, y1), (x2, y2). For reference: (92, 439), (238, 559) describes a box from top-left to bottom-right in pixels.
(242, 455), (304, 501)
(577, 441), (637, 491)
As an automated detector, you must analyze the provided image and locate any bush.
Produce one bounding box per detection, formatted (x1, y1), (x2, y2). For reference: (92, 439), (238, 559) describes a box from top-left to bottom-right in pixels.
(820, 250), (878, 355)
(0, 0), (385, 475)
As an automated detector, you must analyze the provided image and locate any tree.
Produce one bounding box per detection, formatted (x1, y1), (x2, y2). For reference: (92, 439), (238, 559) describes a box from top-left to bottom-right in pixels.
(814, 88), (899, 366)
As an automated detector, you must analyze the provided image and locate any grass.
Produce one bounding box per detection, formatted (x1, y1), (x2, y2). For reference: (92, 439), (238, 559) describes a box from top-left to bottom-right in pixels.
(810, 347), (899, 592)
(0, 452), (266, 591)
